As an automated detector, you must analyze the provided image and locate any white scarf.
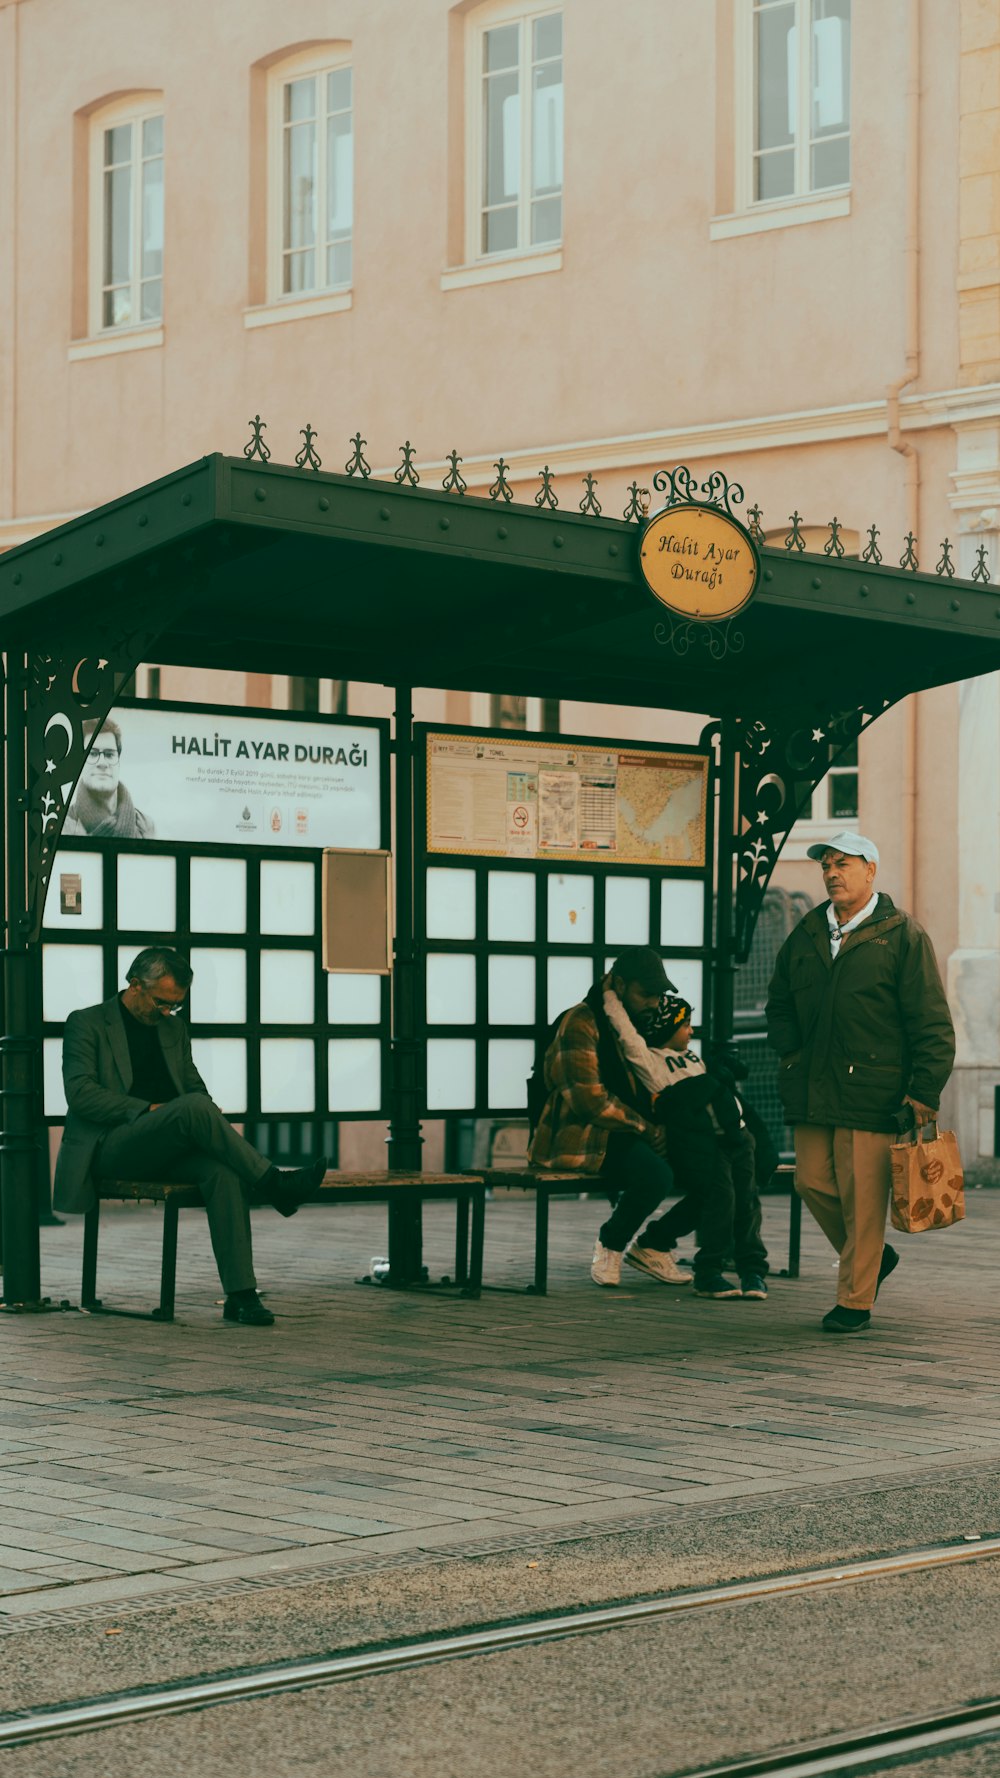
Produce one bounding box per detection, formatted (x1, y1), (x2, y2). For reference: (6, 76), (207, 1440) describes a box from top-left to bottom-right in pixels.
(602, 983), (707, 1095)
(827, 890), (879, 959)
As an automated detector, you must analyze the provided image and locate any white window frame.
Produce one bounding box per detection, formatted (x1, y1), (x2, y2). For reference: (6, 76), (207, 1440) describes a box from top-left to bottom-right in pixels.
(88, 94), (164, 338)
(734, 0), (850, 216)
(465, 1), (563, 266)
(266, 46), (354, 308)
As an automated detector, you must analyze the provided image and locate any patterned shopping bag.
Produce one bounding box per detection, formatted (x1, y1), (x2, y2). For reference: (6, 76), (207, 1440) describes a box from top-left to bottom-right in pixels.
(889, 1123), (965, 1233)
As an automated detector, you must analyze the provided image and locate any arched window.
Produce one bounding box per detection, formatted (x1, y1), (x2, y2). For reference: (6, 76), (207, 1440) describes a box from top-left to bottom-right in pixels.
(467, 3), (562, 261)
(87, 93), (164, 333)
(266, 46), (353, 303)
(741, 0), (851, 206)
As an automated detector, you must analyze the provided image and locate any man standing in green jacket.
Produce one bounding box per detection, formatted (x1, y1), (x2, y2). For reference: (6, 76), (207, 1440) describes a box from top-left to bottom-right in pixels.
(765, 832), (955, 1334)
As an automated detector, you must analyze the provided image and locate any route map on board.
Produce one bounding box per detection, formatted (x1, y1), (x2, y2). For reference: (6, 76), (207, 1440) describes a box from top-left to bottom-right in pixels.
(424, 732), (708, 867)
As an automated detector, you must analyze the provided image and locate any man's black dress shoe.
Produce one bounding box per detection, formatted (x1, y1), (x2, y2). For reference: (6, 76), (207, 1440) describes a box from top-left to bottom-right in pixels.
(822, 1305), (871, 1334)
(223, 1291), (275, 1326)
(264, 1156), (329, 1217)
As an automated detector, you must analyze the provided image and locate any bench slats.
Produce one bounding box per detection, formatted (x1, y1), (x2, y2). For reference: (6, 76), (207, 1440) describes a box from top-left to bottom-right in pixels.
(478, 1169), (591, 1188)
(99, 1171), (484, 1199)
(86, 1172), (487, 1319)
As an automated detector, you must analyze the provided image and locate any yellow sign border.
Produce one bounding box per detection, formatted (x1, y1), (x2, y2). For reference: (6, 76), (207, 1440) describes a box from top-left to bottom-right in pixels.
(639, 502), (760, 621)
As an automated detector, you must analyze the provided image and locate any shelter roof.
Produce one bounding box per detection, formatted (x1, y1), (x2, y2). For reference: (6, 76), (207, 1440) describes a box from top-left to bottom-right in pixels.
(2, 454), (998, 716)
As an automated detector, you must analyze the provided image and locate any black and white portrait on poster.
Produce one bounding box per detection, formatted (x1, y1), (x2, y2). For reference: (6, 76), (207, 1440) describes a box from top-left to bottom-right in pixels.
(65, 714), (156, 838)
(68, 707), (382, 849)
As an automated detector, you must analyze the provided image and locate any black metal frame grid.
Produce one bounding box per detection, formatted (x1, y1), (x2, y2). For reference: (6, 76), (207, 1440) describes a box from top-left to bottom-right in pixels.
(39, 701), (391, 1138)
(2, 451), (998, 1305)
(414, 722), (715, 1117)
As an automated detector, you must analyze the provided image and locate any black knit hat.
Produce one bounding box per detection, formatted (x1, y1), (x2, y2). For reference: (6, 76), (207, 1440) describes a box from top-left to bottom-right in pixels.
(610, 947), (676, 995)
(647, 993), (693, 1048)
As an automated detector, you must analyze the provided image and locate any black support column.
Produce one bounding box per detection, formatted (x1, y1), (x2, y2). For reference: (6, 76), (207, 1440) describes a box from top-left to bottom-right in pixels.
(711, 716), (738, 1049)
(1, 654), (43, 1307)
(386, 683), (424, 1282)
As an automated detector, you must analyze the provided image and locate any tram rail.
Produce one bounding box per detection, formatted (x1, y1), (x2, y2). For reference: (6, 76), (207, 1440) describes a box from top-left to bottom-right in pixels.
(1, 1533), (998, 1756)
(673, 1696), (1000, 1775)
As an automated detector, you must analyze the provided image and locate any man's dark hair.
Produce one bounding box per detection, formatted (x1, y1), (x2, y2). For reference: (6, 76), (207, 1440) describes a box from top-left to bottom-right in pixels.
(611, 946), (674, 995)
(82, 716), (123, 754)
(126, 947), (193, 989)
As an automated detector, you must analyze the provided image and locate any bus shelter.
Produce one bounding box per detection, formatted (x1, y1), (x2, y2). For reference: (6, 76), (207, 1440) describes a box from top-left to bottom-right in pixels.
(2, 444), (1000, 1307)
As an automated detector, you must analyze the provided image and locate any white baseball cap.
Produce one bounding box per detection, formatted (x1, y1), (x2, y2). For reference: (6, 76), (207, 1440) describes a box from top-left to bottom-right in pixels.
(806, 831), (880, 865)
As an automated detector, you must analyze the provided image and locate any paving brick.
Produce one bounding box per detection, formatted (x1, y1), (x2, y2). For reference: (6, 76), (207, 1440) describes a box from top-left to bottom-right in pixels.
(0, 1195), (993, 1621)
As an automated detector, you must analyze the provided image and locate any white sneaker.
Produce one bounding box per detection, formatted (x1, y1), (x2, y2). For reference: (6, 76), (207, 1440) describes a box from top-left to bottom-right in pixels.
(624, 1244), (692, 1285)
(591, 1239), (622, 1286)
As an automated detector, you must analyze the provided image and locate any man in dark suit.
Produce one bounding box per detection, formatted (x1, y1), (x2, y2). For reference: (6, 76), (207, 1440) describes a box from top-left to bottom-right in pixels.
(53, 946), (327, 1325)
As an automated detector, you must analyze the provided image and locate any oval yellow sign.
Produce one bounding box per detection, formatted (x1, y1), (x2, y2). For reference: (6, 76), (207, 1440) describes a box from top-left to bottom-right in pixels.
(639, 503), (759, 621)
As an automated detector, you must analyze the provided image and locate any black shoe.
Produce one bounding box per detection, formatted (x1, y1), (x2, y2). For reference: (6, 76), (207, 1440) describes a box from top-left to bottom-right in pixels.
(740, 1273), (768, 1300)
(693, 1271), (742, 1299)
(223, 1291), (275, 1326)
(822, 1305), (871, 1334)
(265, 1156), (328, 1216)
(875, 1243), (899, 1298)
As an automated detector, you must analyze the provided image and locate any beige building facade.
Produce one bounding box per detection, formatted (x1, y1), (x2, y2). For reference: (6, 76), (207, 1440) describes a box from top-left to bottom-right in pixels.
(2, 0), (1000, 1157)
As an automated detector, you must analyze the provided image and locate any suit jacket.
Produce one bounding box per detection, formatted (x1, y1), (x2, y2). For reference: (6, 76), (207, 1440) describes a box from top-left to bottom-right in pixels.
(53, 995), (209, 1213)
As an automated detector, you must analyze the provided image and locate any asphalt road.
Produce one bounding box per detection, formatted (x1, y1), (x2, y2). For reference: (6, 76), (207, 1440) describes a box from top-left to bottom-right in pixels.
(2, 1468), (999, 1777)
(885, 1757), (1000, 1777)
(3, 1559), (1000, 1777)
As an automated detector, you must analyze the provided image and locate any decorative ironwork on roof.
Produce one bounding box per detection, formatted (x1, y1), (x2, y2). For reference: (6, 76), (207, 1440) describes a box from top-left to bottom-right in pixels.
(294, 424), (322, 472)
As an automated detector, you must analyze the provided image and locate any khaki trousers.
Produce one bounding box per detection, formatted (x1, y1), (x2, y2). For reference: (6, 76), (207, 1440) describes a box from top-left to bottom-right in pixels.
(793, 1126), (894, 1310)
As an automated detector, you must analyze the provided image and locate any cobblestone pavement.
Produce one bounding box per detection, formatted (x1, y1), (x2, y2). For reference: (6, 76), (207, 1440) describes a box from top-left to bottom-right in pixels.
(0, 1189), (994, 1627)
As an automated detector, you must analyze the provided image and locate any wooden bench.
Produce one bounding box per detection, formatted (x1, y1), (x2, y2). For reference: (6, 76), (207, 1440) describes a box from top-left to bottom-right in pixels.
(472, 1161), (802, 1293)
(81, 1171), (487, 1322)
(474, 1169), (590, 1294)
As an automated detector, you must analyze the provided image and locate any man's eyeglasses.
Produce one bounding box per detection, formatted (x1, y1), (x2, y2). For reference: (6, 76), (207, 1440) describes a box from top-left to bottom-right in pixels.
(146, 991), (185, 1015)
(90, 747), (119, 763)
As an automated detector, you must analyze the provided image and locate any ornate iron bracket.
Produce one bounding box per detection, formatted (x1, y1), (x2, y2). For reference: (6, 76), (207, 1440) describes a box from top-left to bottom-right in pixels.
(22, 629), (158, 942)
(650, 465), (745, 521)
(733, 700), (897, 958)
(653, 614), (745, 662)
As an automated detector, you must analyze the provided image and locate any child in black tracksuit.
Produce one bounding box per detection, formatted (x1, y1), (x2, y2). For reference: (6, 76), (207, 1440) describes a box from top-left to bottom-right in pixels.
(604, 987), (770, 1300)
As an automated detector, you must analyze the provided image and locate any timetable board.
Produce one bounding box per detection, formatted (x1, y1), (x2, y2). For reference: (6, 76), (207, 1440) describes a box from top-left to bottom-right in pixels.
(424, 731), (709, 869)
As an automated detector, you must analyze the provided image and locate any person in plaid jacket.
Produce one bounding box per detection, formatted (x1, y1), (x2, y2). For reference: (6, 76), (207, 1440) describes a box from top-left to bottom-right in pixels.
(529, 946), (695, 1287)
